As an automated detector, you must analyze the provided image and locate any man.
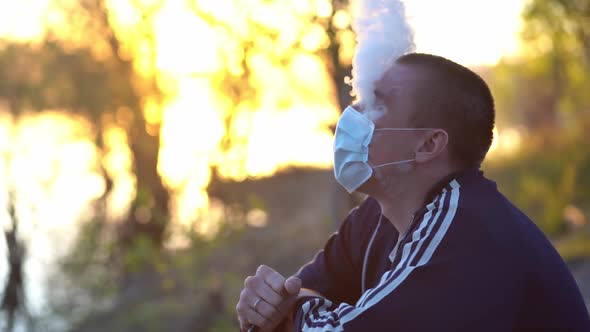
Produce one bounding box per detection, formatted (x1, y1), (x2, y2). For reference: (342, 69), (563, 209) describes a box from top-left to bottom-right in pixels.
(235, 53), (590, 331)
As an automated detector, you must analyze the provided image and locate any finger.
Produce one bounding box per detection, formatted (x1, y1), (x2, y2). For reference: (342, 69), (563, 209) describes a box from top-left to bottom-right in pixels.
(237, 290), (257, 319)
(237, 299), (272, 331)
(244, 275), (256, 288)
(236, 297), (250, 318)
(284, 276), (302, 295)
(246, 308), (271, 331)
(257, 265), (286, 294)
(254, 282), (284, 307)
(238, 316), (248, 332)
(242, 288), (283, 320)
(245, 276), (283, 307)
(256, 265), (273, 276)
(252, 299), (280, 324)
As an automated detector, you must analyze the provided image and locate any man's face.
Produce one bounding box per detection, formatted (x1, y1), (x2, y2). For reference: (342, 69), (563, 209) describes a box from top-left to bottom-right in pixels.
(357, 63), (428, 193)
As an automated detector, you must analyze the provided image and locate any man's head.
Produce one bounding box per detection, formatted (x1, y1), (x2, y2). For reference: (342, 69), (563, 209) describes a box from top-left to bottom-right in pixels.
(355, 53), (495, 195)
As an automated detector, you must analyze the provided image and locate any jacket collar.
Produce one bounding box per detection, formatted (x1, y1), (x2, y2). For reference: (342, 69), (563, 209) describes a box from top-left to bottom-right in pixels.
(423, 167), (481, 205)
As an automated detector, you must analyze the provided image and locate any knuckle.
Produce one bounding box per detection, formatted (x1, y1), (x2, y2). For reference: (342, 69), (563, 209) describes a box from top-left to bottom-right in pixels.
(267, 277), (284, 292)
(256, 264), (269, 275)
(239, 288), (248, 300)
(238, 302), (250, 315)
(244, 276), (255, 288)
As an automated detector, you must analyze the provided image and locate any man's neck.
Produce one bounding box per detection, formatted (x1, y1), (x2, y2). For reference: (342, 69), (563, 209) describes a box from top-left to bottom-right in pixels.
(375, 182), (429, 240)
(373, 169), (454, 240)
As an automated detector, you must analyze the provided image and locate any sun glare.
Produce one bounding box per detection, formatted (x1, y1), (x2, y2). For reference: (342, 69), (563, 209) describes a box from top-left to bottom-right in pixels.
(153, 1), (221, 75)
(406, 0), (525, 67)
(0, 111), (103, 233)
(0, 0), (50, 42)
(150, 1), (341, 226)
(0, 0), (527, 232)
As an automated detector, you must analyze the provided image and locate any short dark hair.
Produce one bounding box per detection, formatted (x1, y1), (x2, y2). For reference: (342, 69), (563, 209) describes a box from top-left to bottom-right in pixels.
(396, 53), (495, 167)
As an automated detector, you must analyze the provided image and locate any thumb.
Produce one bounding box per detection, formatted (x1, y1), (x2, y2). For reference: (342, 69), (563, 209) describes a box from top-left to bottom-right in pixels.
(284, 276), (302, 295)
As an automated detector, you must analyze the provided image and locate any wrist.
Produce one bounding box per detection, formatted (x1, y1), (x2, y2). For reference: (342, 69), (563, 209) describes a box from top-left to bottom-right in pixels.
(275, 289), (323, 332)
(288, 292), (325, 331)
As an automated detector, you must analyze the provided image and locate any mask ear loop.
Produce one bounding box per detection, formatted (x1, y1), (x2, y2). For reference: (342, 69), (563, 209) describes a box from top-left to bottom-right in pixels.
(369, 128), (434, 168)
(372, 159), (416, 168)
(374, 128), (435, 132)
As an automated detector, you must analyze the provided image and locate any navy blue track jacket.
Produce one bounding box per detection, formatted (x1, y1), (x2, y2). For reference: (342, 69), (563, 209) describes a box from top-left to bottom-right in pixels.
(295, 168), (590, 331)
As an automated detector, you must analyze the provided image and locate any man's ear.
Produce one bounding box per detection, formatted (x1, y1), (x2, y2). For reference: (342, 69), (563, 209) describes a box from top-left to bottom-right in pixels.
(414, 129), (449, 163)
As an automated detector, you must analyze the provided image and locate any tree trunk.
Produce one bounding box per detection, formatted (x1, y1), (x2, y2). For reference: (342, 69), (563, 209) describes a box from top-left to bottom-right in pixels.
(1, 197), (26, 332)
(124, 126), (169, 248)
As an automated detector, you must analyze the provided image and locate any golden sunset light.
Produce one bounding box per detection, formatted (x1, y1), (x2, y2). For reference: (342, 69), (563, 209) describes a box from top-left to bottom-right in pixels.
(0, 111), (103, 235)
(406, 0), (525, 66)
(1, 1), (589, 330)
(0, 0), (527, 230)
(0, 3), (530, 258)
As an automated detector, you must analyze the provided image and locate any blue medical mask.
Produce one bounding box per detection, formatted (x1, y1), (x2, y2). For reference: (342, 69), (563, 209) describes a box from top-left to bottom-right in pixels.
(333, 106), (433, 193)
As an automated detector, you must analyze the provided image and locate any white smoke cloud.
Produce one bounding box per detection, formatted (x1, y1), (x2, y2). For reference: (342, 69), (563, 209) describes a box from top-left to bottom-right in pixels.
(348, 0), (415, 109)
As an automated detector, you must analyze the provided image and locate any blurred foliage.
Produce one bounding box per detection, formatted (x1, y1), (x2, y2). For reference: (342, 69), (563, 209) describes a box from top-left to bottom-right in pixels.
(484, 0), (590, 259)
(185, 0), (354, 177)
(44, 170), (337, 331)
(491, 0), (590, 130)
(484, 135), (590, 238)
(0, 0), (355, 329)
(0, 0), (171, 259)
(2, 0), (590, 330)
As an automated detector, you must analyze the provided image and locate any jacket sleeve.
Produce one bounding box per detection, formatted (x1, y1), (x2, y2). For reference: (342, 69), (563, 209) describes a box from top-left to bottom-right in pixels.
(294, 199), (522, 332)
(295, 198), (381, 306)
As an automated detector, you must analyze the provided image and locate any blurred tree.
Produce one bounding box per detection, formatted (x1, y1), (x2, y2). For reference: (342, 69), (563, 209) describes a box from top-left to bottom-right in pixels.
(524, 0), (590, 64)
(1, 194), (29, 332)
(0, 0), (168, 291)
(192, 0), (360, 226)
(495, 0), (590, 132)
(1, 0), (366, 329)
(485, 0), (590, 239)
